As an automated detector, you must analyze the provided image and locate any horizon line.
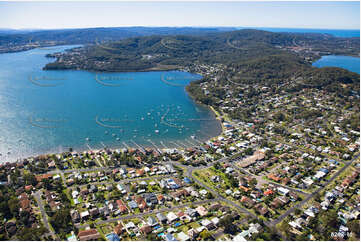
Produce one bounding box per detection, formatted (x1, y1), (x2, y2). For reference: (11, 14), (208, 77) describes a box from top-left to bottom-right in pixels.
(2, 26), (360, 31)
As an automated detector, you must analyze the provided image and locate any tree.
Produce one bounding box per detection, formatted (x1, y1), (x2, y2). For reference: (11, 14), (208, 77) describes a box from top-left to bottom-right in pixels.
(23, 173), (37, 186)
(50, 208), (71, 234)
(245, 148), (253, 156)
(200, 230), (212, 240)
(0, 201), (11, 219)
(206, 192), (214, 199)
(213, 162), (221, 170)
(279, 220), (291, 235)
(347, 220), (360, 239)
(294, 208), (302, 216)
(224, 223), (238, 235)
(8, 198), (19, 218)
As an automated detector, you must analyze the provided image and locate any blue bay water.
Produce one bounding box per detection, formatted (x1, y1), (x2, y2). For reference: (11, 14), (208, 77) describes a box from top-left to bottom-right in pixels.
(312, 55), (360, 74)
(0, 45), (221, 162)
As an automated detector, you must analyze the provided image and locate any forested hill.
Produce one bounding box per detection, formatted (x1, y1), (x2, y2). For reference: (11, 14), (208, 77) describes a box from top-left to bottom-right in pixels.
(44, 29), (359, 72)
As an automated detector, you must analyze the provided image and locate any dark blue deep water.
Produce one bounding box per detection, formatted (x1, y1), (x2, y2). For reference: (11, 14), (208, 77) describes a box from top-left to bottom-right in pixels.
(0, 45), (221, 161)
(312, 55), (360, 74)
(243, 27), (360, 38)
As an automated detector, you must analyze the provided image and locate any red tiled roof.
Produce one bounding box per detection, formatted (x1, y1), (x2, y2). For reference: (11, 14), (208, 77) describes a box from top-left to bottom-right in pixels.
(264, 189), (274, 196)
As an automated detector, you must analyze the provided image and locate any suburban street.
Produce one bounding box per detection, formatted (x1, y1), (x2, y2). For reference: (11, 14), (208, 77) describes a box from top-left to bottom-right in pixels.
(77, 198), (221, 229)
(33, 191), (57, 240)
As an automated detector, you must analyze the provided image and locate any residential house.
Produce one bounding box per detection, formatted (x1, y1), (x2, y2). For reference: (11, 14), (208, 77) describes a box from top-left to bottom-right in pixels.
(77, 229), (101, 241)
(167, 212), (178, 223)
(156, 213), (167, 224)
(241, 196), (255, 208)
(177, 232), (190, 241)
(147, 216), (158, 227)
(116, 200), (128, 214)
(114, 224), (124, 236)
(196, 206), (207, 216)
(255, 204), (269, 216)
(70, 210), (80, 223)
(140, 225), (152, 235)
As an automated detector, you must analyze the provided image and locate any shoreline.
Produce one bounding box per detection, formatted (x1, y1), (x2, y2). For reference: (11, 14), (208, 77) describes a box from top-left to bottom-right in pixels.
(1, 45), (223, 163)
(4, 105), (224, 164)
(3, 130), (220, 163)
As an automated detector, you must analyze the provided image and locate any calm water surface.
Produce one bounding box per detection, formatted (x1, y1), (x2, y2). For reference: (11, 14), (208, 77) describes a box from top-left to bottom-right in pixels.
(312, 55), (360, 74)
(0, 45), (221, 162)
(243, 27), (360, 38)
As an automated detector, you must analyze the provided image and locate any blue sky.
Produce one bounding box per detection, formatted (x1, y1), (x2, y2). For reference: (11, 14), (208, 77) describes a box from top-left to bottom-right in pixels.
(0, 1), (359, 30)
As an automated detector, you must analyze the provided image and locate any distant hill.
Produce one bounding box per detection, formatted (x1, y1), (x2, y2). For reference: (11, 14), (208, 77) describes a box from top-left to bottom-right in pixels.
(0, 26), (237, 46)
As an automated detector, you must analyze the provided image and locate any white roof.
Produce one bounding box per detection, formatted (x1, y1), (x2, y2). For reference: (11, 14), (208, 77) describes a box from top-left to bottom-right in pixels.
(167, 212), (178, 222)
(314, 171), (326, 179)
(233, 233), (247, 241)
(277, 187), (289, 194)
(80, 211), (89, 217)
(125, 222), (135, 229)
(211, 217), (220, 225)
(177, 232), (190, 241)
(196, 226), (205, 233)
(200, 219), (212, 227)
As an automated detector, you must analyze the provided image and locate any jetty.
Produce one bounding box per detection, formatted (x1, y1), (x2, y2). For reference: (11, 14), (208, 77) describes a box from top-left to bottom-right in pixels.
(85, 143), (93, 151)
(147, 139), (163, 154)
(175, 140), (188, 149)
(169, 141), (183, 149)
(122, 142), (131, 149)
(160, 141), (168, 149)
(100, 141), (107, 149)
(130, 139), (145, 153)
(184, 139), (197, 147)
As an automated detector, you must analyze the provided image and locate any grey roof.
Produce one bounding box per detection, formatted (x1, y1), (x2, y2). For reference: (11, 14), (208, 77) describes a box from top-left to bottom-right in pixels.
(156, 213), (167, 221)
